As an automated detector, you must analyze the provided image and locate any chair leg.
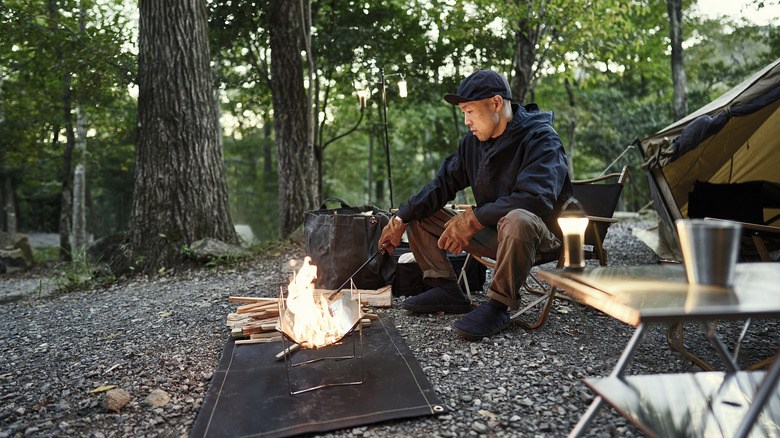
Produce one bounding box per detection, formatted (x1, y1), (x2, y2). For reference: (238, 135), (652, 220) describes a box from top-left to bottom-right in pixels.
(752, 235), (771, 261)
(457, 253), (474, 304)
(665, 321), (714, 371)
(512, 284), (557, 329)
(511, 271), (558, 329)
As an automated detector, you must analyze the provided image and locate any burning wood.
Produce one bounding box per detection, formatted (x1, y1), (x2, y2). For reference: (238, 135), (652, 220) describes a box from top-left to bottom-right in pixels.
(226, 298), (378, 342)
(225, 255), (391, 359)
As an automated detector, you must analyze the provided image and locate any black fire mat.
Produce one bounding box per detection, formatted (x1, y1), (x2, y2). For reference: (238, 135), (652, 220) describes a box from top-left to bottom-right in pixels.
(190, 312), (445, 438)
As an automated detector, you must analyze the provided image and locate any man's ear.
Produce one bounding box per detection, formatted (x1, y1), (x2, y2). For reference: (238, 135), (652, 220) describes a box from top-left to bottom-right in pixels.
(491, 95), (503, 112)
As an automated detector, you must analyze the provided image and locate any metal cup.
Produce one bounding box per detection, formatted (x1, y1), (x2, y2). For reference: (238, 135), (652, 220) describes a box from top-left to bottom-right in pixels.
(675, 219), (742, 287)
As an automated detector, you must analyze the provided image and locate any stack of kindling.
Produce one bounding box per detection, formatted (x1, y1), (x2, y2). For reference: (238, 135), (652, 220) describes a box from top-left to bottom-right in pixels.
(226, 295), (381, 346)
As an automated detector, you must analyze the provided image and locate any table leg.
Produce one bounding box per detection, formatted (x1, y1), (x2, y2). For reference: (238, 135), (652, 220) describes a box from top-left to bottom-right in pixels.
(568, 323), (647, 438)
(734, 348), (780, 438)
(701, 320), (739, 373)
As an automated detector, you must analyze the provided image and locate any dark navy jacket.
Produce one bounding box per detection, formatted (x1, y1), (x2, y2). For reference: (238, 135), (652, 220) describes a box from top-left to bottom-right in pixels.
(396, 103), (573, 236)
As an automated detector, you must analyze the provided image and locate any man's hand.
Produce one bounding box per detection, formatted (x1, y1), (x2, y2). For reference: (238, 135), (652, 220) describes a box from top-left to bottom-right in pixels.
(378, 216), (408, 253)
(438, 207), (483, 255)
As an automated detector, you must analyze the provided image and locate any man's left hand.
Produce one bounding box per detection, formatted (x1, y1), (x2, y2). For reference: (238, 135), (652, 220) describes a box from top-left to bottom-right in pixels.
(438, 207), (484, 255)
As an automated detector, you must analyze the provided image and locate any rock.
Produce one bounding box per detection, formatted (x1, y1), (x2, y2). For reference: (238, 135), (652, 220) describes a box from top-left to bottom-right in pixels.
(102, 389), (131, 413)
(0, 232), (33, 273)
(234, 224), (256, 246)
(188, 238), (251, 260)
(471, 421), (488, 433)
(144, 389), (170, 407)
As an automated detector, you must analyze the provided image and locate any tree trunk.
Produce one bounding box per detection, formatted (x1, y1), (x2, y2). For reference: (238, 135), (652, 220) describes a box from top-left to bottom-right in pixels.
(59, 72), (74, 262)
(72, 108), (87, 250)
(512, 27), (535, 105)
(263, 118), (274, 193)
(71, 0), (88, 251)
(269, 0), (317, 237)
(564, 78), (576, 179)
(2, 151), (16, 234)
(1, 71), (16, 234)
(114, 0), (236, 275)
(667, 0), (687, 120)
(510, 0), (540, 106)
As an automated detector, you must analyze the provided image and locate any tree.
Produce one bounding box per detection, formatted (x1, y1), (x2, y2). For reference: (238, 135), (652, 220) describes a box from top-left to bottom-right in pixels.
(72, 0), (88, 252)
(269, 0), (317, 238)
(667, 0), (687, 120)
(111, 0), (237, 275)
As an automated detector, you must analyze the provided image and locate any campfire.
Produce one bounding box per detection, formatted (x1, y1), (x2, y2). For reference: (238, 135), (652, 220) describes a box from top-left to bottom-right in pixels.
(277, 257), (364, 349)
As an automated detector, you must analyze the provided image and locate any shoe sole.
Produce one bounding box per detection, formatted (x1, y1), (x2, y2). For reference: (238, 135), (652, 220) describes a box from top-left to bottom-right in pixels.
(400, 302), (472, 314)
(452, 320), (511, 341)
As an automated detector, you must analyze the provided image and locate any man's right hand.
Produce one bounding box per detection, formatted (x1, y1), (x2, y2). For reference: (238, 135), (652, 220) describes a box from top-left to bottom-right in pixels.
(378, 216), (408, 253)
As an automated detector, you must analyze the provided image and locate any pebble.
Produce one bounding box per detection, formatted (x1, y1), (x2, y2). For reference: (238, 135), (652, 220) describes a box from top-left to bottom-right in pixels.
(144, 389), (170, 407)
(103, 388), (132, 413)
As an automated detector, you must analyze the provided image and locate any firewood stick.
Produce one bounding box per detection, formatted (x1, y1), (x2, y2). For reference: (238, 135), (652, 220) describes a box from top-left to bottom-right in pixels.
(235, 337), (282, 345)
(250, 331), (283, 340)
(236, 301), (278, 313)
(243, 308), (280, 319)
(229, 296), (280, 303)
(234, 317), (279, 330)
(275, 343), (301, 361)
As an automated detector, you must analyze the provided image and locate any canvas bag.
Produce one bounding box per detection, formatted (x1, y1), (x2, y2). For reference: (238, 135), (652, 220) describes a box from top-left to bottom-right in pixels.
(304, 198), (396, 290)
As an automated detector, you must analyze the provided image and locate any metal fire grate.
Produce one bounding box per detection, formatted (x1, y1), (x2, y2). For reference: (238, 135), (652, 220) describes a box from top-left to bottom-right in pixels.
(277, 288), (365, 395)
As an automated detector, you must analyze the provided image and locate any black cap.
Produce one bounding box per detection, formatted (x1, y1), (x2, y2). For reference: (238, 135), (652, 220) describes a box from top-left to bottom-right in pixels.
(444, 69), (512, 105)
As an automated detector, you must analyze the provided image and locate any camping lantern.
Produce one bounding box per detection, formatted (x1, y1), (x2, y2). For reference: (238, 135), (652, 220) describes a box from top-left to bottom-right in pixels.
(558, 198), (589, 270)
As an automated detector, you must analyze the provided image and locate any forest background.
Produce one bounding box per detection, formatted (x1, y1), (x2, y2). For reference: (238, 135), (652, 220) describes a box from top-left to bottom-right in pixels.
(1, 0), (778, 276)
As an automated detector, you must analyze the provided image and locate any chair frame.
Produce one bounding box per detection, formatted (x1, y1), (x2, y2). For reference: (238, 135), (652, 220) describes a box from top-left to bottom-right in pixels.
(458, 166), (630, 330)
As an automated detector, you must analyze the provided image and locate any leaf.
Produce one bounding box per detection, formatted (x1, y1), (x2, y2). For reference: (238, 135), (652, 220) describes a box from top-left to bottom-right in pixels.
(478, 409), (498, 418)
(89, 385), (117, 394)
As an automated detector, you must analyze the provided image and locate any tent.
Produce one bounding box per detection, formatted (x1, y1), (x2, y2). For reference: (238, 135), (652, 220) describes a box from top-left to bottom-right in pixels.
(637, 57), (780, 259)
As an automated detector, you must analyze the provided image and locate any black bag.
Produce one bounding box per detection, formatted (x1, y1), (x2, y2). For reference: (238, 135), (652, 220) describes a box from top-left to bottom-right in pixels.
(304, 198), (396, 290)
(391, 244), (487, 297)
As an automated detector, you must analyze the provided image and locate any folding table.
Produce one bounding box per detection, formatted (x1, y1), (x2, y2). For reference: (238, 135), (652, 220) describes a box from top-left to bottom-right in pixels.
(537, 263), (780, 438)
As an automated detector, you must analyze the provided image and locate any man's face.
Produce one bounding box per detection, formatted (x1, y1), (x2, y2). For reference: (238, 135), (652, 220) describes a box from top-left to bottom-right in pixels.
(458, 97), (501, 142)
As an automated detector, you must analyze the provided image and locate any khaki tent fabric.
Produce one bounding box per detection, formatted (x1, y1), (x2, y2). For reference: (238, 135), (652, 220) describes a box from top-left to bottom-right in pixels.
(640, 57), (780, 225)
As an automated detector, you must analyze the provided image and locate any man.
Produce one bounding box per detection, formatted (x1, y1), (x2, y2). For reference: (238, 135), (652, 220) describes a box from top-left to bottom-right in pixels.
(379, 69), (574, 341)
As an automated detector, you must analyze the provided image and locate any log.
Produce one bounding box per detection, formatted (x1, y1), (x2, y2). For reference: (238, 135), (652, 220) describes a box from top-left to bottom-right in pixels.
(235, 337), (281, 345)
(275, 343), (301, 360)
(313, 285), (392, 307)
(236, 301), (278, 314)
(250, 331), (284, 340)
(229, 296), (280, 303)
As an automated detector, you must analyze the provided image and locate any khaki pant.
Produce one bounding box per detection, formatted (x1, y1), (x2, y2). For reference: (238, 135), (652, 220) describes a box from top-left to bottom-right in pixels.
(407, 208), (560, 310)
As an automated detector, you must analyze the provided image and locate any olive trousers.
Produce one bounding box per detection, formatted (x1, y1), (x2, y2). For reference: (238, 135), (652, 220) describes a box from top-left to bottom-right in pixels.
(406, 208), (560, 310)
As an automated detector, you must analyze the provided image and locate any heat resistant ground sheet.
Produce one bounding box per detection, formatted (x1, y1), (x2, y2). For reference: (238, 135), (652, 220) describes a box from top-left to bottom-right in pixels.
(190, 312), (445, 437)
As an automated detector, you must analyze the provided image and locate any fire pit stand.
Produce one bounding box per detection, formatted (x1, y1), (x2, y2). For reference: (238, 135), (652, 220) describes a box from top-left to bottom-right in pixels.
(280, 324), (364, 395)
(277, 288), (366, 395)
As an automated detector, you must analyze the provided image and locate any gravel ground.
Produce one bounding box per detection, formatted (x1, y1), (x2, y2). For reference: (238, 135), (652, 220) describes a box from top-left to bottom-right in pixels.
(1, 217), (777, 438)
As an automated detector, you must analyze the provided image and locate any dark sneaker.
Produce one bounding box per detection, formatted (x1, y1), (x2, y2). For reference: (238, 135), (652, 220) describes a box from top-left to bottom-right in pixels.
(452, 304), (510, 341)
(401, 286), (472, 314)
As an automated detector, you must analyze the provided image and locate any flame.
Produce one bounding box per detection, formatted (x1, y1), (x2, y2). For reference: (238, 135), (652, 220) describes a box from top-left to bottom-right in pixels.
(284, 257), (342, 349)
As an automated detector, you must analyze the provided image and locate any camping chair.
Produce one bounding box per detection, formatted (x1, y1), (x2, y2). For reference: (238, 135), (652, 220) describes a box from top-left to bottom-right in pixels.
(457, 166), (630, 329)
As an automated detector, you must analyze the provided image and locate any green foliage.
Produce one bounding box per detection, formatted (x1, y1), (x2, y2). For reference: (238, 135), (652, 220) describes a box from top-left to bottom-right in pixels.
(222, 132), (280, 242)
(1, 0), (136, 235)
(53, 246), (115, 293)
(4, 0), (780, 250)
